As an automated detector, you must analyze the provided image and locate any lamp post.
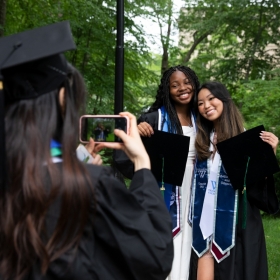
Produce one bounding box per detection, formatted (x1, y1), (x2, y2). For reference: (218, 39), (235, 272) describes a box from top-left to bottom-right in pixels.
(114, 0), (124, 114)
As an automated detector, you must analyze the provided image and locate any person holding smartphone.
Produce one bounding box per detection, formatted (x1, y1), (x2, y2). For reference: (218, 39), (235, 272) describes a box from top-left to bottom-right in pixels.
(0, 22), (173, 280)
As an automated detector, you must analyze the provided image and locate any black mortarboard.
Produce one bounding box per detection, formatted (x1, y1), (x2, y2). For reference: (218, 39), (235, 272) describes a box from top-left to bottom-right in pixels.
(0, 21), (76, 100)
(141, 130), (190, 186)
(216, 125), (280, 191)
(0, 21), (76, 190)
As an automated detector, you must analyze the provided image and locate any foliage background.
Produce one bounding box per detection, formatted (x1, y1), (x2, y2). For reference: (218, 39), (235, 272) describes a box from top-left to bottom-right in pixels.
(1, 0), (280, 201)
(1, 1), (280, 277)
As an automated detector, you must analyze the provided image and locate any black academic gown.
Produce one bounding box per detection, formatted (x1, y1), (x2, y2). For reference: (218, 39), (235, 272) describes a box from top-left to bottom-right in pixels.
(137, 111), (159, 129)
(27, 163), (173, 280)
(189, 176), (279, 280)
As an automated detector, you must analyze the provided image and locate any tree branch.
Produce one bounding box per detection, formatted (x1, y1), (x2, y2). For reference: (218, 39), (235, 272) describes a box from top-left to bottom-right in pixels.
(183, 31), (209, 63)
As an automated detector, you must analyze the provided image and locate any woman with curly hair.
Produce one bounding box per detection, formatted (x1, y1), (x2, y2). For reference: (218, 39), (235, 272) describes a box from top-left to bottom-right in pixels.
(137, 65), (200, 280)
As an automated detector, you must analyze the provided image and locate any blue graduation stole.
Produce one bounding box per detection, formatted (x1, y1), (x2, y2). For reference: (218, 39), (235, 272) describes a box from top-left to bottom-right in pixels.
(192, 157), (238, 261)
(159, 106), (196, 237)
(192, 159), (209, 255)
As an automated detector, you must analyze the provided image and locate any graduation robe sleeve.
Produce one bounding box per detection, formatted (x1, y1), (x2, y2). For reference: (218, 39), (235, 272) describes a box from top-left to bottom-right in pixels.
(26, 164), (173, 280)
(247, 175), (279, 215)
(91, 166), (173, 280)
(137, 111), (159, 129)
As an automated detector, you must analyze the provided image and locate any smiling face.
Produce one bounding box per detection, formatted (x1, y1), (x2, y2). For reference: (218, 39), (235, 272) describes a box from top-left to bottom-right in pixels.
(197, 88), (224, 124)
(169, 70), (194, 107)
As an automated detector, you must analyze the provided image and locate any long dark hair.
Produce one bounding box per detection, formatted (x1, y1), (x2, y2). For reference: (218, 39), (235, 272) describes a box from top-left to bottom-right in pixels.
(148, 65), (200, 134)
(195, 81), (244, 160)
(0, 64), (93, 279)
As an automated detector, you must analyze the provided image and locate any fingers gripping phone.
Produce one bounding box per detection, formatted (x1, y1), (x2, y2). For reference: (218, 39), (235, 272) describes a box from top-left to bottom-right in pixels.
(79, 115), (129, 143)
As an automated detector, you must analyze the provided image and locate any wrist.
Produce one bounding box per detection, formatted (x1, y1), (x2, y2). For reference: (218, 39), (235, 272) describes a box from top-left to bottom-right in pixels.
(133, 154), (151, 172)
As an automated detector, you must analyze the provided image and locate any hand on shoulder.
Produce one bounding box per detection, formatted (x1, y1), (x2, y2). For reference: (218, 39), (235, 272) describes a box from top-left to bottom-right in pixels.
(137, 122), (154, 137)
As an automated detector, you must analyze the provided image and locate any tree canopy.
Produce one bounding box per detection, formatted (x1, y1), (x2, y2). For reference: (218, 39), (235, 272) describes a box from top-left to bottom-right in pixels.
(1, 0), (280, 187)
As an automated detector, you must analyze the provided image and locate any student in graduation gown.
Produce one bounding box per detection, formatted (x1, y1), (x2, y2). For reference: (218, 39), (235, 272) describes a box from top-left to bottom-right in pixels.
(189, 81), (279, 280)
(0, 22), (173, 280)
(137, 65), (200, 280)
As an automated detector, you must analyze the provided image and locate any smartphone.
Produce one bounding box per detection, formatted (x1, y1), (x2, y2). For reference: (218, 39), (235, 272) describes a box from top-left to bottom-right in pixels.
(79, 115), (129, 143)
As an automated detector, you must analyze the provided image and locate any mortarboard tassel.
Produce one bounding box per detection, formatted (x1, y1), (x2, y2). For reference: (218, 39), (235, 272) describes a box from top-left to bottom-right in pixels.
(160, 157), (165, 196)
(236, 194), (239, 225)
(242, 156), (250, 229)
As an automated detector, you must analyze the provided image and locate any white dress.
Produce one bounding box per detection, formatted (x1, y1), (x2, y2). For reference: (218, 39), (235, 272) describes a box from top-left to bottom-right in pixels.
(166, 126), (196, 280)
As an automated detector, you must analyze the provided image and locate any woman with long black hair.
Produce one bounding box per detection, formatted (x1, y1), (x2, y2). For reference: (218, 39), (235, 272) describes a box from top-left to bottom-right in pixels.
(0, 22), (173, 280)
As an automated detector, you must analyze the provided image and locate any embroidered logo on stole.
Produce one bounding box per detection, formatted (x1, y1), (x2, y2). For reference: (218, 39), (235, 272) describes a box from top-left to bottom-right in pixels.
(213, 164), (238, 261)
(192, 160), (209, 256)
(192, 158), (238, 262)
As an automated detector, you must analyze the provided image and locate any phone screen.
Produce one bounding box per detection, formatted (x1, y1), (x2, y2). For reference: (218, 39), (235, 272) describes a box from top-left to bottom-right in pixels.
(80, 116), (128, 142)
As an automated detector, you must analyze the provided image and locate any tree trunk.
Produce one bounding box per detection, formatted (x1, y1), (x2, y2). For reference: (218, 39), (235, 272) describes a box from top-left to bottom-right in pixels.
(161, 47), (169, 74)
(160, 0), (172, 75)
(0, 0), (7, 37)
(81, 28), (92, 75)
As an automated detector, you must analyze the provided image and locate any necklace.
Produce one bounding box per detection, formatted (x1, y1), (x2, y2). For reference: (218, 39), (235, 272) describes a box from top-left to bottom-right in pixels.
(178, 114), (192, 127)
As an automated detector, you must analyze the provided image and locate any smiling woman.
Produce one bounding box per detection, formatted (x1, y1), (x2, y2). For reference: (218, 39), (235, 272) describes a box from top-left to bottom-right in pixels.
(169, 71), (194, 114)
(136, 65), (200, 280)
(197, 88), (224, 127)
(190, 81), (279, 280)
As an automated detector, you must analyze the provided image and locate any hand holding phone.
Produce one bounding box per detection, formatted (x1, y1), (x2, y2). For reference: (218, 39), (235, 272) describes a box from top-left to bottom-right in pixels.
(79, 115), (129, 144)
(94, 112), (151, 172)
(76, 141), (103, 165)
(76, 144), (94, 163)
